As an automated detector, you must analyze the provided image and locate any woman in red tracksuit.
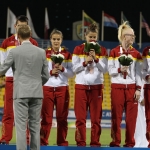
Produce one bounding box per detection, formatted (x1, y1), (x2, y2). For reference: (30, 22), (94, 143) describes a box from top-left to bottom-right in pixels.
(40, 29), (74, 146)
(108, 21), (142, 147)
(142, 46), (150, 147)
(72, 23), (108, 146)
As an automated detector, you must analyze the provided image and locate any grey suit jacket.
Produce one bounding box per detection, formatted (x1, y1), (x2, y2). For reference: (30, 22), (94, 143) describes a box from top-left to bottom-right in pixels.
(0, 41), (49, 99)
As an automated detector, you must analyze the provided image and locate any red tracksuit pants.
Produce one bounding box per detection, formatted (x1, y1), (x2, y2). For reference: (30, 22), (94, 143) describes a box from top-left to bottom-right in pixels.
(74, 84), (103, 147)
(40, 86), (69, 146)
(144, 85), (150, 147)
(0, 77), (29, 144)
(109, 87), (138, 147)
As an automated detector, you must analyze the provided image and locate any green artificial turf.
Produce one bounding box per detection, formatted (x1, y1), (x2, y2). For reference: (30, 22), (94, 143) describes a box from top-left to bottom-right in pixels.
(0, 127), (125, 146)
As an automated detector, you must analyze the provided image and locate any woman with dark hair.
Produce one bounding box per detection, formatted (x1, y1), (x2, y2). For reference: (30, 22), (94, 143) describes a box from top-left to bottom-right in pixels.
(72, 23), (108, 146)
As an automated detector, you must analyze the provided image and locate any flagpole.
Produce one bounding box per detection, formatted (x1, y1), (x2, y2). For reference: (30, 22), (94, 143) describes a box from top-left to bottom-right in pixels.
(82, 10), (84, 41)
(26, 7), (27, 19)
(6, 7), (9, 38)
(121, 11), (123, 23)
(139, 12), (142, 49)
(101, 11), (104, 41)
(44, 7), (46, 39)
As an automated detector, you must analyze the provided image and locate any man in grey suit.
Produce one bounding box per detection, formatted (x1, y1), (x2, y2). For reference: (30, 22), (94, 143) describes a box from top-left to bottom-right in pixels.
(0, 25), (49, 150)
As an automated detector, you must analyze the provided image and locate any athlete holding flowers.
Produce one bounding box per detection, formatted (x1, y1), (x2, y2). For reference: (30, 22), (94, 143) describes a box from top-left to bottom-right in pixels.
(108, 21), (142, 147)
(72, 22), (108, 147)
(40, 29), (74, 146)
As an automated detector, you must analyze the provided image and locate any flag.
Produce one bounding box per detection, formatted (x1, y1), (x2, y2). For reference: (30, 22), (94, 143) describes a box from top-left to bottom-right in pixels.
(44, 8), (50, 39)
(26, 8), (40, 39)
(101, 11), (118, 41)
(82, 10), (96, 40)
(6, 7), (16, 38)
(121, 12), (128, 23)
(83, 11), (95, 27)
(139, 12), (150, 49)
(104, 13), (118, 28)
(141, 14), (150, 36)
(121, 11), (131, 26)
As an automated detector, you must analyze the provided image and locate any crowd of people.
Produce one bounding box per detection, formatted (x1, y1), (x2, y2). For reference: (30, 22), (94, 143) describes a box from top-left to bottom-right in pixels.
(0, 14), (149, 150)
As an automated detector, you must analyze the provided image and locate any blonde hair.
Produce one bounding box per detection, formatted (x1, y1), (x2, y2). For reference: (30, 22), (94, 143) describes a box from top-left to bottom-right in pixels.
(118, 21), (133, 43)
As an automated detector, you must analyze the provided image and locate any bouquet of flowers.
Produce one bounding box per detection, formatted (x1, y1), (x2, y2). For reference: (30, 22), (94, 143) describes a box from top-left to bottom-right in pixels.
(118, 53), (133, 79)
(50, 53), (64, 65)
(84, 40), (101, 54)
(50, 53), (64, 77)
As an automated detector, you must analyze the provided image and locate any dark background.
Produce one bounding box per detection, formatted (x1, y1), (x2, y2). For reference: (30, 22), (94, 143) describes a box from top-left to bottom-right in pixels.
(0, 0), (150, 43)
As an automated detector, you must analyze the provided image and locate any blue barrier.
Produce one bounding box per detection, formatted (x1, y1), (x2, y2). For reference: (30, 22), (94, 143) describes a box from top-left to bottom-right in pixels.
(0, 145), (148, 150)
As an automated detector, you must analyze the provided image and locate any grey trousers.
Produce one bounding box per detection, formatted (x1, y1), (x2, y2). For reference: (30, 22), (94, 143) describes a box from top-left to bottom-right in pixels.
(13, 98), (42, 150)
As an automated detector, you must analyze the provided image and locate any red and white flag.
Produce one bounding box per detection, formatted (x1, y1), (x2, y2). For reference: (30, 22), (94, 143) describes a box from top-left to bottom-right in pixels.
(44, 8), (50, 39)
